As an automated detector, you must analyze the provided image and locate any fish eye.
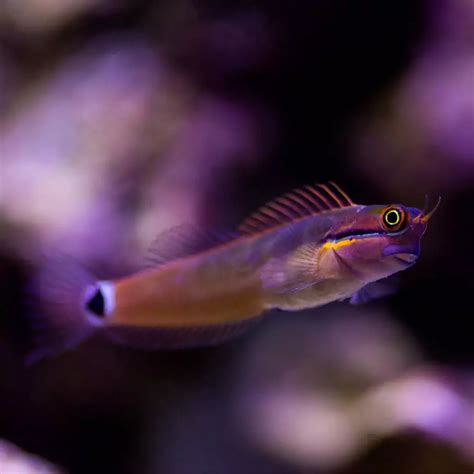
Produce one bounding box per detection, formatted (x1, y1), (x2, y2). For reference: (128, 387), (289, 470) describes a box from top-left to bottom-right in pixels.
(382, 207), (405, 231)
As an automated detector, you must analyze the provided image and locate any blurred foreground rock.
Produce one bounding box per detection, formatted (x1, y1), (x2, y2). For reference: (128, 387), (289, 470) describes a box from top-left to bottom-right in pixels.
(236, 307), (474, 471)
(0, 440), (65, 474)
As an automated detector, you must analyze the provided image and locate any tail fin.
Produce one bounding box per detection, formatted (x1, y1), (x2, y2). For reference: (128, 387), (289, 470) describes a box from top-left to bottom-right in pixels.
(27, 256), (108, 364)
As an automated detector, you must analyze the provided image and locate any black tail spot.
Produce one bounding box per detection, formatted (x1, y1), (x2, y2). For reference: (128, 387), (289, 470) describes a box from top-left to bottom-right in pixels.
(86, 288), (105, 317)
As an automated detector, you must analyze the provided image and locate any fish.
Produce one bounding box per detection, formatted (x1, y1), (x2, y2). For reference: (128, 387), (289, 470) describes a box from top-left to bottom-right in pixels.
(28, 182), (440, 362)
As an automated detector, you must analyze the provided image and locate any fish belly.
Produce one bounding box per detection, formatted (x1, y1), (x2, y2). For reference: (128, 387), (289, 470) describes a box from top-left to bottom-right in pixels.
(264, 278), (363, 311)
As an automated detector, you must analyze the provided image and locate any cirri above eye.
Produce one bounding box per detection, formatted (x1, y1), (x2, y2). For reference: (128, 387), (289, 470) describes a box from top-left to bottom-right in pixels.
(382, 207), (406, 231)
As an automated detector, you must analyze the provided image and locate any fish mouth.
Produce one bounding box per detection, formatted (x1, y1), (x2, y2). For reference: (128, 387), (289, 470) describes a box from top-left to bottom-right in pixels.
(393, 253), (418, 265)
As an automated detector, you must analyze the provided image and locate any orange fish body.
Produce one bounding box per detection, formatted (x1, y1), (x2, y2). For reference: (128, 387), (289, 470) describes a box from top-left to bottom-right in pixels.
(30, 182), (439, 361)
(110, 242), (266, 328)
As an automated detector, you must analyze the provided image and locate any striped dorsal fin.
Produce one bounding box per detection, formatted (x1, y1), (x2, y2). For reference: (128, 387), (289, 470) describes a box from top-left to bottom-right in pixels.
(145, 224), (238, 268)
(238, 182), (355, 234)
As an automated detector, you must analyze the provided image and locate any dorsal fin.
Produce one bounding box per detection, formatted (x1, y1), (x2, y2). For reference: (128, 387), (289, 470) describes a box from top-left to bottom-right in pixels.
(145, 224), (238, 268)
(239, 182), (355, 235)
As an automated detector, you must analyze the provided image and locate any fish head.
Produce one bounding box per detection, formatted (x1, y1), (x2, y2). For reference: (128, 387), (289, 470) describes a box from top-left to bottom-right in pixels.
(324, 198), (440, 282)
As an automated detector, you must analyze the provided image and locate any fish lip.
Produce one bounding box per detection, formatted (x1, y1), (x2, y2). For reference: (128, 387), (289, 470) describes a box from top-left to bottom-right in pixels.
(393, 253), (418, 265)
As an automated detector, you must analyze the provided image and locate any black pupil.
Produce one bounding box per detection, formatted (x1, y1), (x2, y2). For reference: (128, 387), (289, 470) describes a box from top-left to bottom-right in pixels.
(86, 288), (105, 317)
(386, 210), (399, 226)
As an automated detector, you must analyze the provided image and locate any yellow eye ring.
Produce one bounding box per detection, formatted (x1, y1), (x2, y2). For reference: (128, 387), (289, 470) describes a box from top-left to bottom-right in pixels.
(383, 208), (405, 230)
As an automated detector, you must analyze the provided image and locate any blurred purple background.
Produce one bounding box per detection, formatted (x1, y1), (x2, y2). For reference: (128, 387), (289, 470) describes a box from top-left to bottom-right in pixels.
(0, 0), (473, 473)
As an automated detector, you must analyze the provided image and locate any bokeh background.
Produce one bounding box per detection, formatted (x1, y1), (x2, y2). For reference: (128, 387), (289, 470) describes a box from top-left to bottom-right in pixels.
(1, 1), (473, 473)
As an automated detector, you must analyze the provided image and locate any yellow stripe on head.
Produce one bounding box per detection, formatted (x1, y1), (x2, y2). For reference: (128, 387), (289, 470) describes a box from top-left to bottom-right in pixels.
(321, 238), (357, 252)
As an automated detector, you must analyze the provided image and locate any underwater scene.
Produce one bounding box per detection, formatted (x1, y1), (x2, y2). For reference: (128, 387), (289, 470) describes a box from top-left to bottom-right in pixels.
(1, 1), (473, 473)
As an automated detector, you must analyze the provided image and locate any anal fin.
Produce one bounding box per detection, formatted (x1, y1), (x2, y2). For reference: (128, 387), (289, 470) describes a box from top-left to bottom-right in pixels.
(105, 317), (263, 350)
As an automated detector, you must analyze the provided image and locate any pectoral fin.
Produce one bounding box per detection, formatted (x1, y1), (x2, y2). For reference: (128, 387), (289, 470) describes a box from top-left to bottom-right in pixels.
(349, 279), (398, 305)
(260, 243), (321, 294)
